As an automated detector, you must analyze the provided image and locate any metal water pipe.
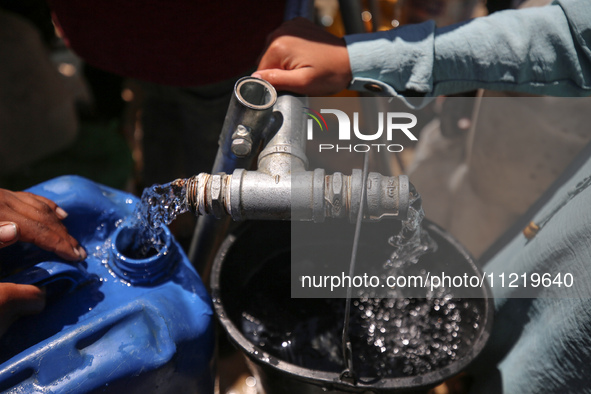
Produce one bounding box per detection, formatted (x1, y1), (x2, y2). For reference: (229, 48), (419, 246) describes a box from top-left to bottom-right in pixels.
(185, 81), (411, 223)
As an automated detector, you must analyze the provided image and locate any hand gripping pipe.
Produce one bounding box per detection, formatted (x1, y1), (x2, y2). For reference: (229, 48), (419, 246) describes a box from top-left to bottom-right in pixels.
(185, 92), (411, 223)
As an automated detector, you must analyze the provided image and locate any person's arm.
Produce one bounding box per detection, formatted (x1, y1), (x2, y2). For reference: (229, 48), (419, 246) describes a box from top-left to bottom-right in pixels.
(255, 0), (591, 99)
(347, 0), (591, 98)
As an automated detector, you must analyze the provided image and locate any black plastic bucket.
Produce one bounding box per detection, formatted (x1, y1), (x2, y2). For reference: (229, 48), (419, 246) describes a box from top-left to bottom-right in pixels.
(211, 220), (493, 393)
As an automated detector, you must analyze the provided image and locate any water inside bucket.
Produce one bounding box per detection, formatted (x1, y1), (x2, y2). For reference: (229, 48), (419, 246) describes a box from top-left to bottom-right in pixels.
(216, 218), (493, 392)
(237, 249), (483, 379)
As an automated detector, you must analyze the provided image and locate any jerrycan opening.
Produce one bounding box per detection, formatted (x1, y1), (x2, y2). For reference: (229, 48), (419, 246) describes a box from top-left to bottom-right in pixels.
(109, 225), (176, 285)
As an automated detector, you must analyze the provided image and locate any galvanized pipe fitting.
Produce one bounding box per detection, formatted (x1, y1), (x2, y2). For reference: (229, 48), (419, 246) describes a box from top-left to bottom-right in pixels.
(186, 171), (410, 222)
(257, 94), (309, 176)
(211, 77), (277, 174)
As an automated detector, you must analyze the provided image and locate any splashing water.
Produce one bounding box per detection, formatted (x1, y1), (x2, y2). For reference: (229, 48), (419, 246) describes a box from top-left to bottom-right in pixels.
(385, 187), (437, 268)
(238, 255), (483, 378)
(344, 186), (463, 378)
(351, 288), (481, 377)
(128, 178), (190, 256)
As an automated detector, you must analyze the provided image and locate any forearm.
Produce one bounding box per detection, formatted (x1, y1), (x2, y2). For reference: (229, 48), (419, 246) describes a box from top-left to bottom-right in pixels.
(345, 0), (591, 98)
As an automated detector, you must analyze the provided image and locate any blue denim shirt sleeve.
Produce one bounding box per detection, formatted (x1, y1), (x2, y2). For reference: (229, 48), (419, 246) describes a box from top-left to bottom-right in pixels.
(345, 0), (591, 100)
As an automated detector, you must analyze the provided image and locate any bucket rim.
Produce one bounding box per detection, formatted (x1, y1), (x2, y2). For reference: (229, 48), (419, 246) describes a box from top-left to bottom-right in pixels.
(211, 220), (494, 392)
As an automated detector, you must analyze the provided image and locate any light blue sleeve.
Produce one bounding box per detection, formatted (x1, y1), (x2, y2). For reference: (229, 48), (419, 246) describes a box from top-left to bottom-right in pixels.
(471, 144), (591, 393)
(344, 0), (591, 99)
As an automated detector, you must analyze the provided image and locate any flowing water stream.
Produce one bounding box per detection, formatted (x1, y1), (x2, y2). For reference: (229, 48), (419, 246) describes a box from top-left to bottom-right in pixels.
(127, 178), (190, 256)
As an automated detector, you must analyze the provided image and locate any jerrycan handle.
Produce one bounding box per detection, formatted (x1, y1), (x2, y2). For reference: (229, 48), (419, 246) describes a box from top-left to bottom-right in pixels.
(1, 262), (93, 298)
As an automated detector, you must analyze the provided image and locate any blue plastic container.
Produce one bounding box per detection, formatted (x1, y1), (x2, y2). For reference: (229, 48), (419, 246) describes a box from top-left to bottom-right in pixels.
(0, 176), (214, 393)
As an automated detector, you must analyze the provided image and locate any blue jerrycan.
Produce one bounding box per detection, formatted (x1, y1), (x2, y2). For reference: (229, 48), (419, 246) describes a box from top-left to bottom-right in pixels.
(0, 176), (214, 393)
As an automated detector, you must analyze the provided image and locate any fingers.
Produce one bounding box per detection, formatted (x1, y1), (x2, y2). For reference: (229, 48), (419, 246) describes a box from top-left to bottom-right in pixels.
(255, 21), (352, 96)
(0, 222), (19, 248)
(0, 189), (86, 261)
(253, 68), (313, 95)
(20, 208), (86, 261)
(14, 192), (68, 220)
(25, 221), (86, 262)
(0, 283), (45, 337)
(0, 283), (45, 314)
(254, 65), (349, 96)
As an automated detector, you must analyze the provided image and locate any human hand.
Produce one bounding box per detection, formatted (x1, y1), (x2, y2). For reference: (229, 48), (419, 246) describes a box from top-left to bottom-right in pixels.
(0, 283), (45, 337)
(0, 190), (84, 337)
(253, 18), (352, 96)
(0, 189), (86, 261)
